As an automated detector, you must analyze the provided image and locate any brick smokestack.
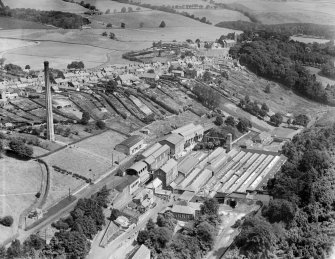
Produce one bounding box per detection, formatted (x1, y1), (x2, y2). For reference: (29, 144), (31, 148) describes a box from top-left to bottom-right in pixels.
(44, 61), (55, 141)
(226, 133), (232, 152)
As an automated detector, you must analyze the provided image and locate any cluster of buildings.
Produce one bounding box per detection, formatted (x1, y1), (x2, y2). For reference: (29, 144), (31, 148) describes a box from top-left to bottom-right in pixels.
(110, 120), (288, 221)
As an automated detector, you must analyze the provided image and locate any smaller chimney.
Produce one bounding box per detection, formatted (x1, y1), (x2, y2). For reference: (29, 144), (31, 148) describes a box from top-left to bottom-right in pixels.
(226, 133), (232, 152)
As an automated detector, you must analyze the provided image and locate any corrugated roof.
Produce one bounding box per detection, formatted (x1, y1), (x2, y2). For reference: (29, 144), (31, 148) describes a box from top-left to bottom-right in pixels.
(129, 161), (147, 172)
(178, 124), (204, 137)
(178, 156), (199, 176)
(117, 135), (143, 148)
(132, 244), (151, 259)
(141, 143), (162, 158)
(115, 176), (139, 192)
(160, 159), (177, 173)
(171, 123), (195, 134)
(161, 134), (184, 145)
(151, 144), (170, 158)
(171, 204), (195, 215)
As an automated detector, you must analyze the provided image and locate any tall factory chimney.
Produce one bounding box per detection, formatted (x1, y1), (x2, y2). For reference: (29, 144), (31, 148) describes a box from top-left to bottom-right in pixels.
(44, 61), (55, 141)
(226, 133), (232, 152)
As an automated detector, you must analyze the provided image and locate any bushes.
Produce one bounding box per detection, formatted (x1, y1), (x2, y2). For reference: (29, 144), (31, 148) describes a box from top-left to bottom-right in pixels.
(0, 215), (14, 227)
(9, 138), (33, 158)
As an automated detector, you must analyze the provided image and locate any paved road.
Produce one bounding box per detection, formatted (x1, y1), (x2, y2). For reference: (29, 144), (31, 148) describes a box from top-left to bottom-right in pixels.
(17, 154), (136, 243)
(88, 198), (173, 259)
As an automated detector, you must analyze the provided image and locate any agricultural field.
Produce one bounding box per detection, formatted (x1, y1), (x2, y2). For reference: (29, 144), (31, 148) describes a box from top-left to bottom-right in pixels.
(0, 158), (45, 244)
(1, 18), (237, 69)
(0, 17), (51, 30)
(137, 0), (213, 7)
(0, 39), (38, 56)
(178, 8), (250, 24)
(213, 0), (335, 25)
(84, 0), (150, 13)
(2, 0), (87, 13)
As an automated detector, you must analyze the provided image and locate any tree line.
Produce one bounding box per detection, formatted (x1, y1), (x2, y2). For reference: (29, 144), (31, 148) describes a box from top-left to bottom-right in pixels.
(216, 21), (335, 39)
(0, 186), (110, 258)
(229, 34), (335, 104)
(227, 123), (335, 258)
(0, 2), (90, 29)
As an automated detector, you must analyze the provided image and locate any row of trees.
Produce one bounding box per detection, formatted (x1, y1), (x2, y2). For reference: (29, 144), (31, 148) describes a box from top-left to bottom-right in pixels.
(137, 198), (220, 258)
(1, 186), (110, 258)
(228, 123), (335, 258)
(193, 83), (220, 110)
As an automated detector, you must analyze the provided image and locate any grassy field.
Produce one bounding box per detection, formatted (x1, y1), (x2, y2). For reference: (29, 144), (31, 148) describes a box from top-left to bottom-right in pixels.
(2, 0), (87, 13)
(178, 9), (250, 24)
(75, 130), (127, 161)
(1, 16), (237, 69)
(84, 0), (150, 13)
(0, 39), (38, 55)
(306, 67), (335, 88)
(138, 0), (213, 7)
(213, 0), (335, 25)
(290, 36), (330, 44)
(0, 158), (44, 244)
(0, 17), (51, 30)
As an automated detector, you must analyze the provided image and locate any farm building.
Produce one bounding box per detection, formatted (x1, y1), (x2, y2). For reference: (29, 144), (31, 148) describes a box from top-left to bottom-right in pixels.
(113, 176), (140, 209)
(126, 161), (150, 183)
(131, 244), (151, 259)
(115, 135), (144, 155)
(154, 158), (178, 189)
(159, 134), (185, 158)
(144, 144), (170, 171)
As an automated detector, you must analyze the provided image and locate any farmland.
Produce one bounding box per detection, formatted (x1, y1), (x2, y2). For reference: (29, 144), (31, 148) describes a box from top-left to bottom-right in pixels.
(84, 0), (150, 13)
(0, 17), (51, 30)
(306, 67), (335, 87)
(137, 0), (212, 7)
(212, 0), (335, 25)
(178, 9), (250, 24)
(290, 36), (330, 44)
(0, 158), (45, 244)
(2, 0), (87, 13)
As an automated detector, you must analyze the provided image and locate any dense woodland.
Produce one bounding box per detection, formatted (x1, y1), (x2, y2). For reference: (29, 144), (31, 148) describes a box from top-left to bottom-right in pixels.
(216, 21), (335, 39)
(227, 124), (335, 258)
(0, 0), (90, 29)
(0, 187), (110, 258)
(229, 32), (335, 104)
(137, 198), (220, 259)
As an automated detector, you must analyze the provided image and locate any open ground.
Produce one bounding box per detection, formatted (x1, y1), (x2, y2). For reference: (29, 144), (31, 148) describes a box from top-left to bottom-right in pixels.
(84, 0), (150, 13)
(213, 0), (335, 25)
(0, 15), (238, 69)
(2, 0), (86, 13)
(41, 130), (128, 209)
(178, 8), (250, 25)
(0, 157), (45, 244)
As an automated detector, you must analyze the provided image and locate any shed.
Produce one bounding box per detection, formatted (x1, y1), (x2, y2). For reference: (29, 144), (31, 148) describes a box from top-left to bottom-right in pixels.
(115, 135), (144, 155)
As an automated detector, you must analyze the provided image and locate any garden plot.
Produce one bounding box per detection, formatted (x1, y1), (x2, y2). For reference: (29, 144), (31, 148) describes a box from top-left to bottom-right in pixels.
(129, 95), (152, 116)
(145, 88), (182, 114)
(0, 108), (31, 123)
(10, 98), (40, 111)
(137, 95), (171, 118)
(69, 92), (105, 121)
(102, 93), (131, 119)
(114, 92), (146, 120)
(7, 107), (42, 123)
(29, 108), (67, 122)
